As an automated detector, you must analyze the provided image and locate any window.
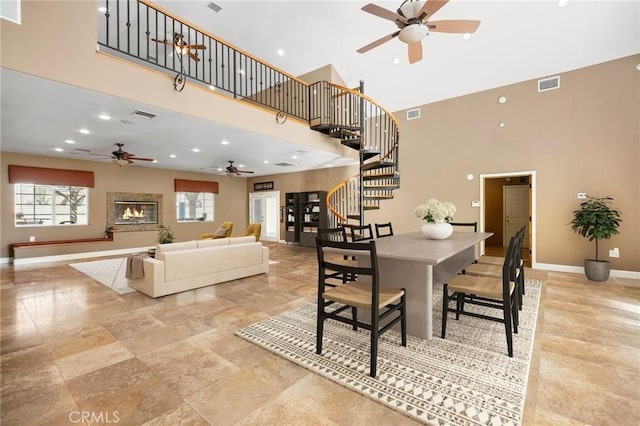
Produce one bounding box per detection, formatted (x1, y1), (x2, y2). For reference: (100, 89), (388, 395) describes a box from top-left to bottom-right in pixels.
(176, 192), (214, 222)
(15, 184), (88, 226)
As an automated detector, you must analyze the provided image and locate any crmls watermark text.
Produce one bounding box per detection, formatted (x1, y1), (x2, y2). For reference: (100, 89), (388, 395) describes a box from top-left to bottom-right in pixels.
(68, 411), (120, 424)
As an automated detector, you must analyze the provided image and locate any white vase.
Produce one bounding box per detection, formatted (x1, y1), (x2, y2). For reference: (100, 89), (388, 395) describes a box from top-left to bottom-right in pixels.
(421, 222), (453, 240)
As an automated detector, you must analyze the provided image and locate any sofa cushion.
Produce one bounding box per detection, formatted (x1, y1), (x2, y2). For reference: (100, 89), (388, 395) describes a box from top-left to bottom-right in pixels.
(229, 236), (256, 245)
(156, 241), (198, 261)
(197, 238), (230, 248)
(163, 243), (264, 283)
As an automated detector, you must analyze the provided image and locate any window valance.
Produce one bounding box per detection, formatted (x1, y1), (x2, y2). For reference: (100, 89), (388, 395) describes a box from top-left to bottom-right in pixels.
(9, 165), (95, 187)
(174, 179), (219, 194)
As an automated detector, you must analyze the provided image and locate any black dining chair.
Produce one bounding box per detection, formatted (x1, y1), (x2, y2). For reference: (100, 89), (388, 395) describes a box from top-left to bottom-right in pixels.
(316, 238), (407, 377)
(342, 223), (374, 242)
(462, 227), (526, 310)
(442, 234), (520, 357)
(449, 222), (478, 232)
(374, 222), (394, 238)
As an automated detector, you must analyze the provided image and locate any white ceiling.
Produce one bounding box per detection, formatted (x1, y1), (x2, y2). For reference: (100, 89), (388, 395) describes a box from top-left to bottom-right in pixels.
(1, 0), (638, 176)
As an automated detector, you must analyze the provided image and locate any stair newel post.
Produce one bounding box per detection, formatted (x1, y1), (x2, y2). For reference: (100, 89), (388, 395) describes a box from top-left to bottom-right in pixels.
(358, 80), (365, 227)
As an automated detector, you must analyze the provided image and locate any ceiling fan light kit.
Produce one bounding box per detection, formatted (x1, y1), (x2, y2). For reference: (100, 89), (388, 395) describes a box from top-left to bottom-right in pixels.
(398, 24), (429, 44)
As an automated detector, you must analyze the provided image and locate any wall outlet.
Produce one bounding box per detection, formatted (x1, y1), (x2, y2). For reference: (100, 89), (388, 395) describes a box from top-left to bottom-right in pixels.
(609, 247), (620, 258)
(29, 236), (36, 242)
(471, 200), (480, 207)
(577, 192), (588, 199)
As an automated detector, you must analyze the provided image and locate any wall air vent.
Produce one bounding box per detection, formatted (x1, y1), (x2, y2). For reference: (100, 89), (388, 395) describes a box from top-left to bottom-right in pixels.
(538, 76), (560, 92)
(274, 162), (297, 167)
(207, 2), (222, 13)
(131, 110), (157, 119)
(406, 108), (420, 120)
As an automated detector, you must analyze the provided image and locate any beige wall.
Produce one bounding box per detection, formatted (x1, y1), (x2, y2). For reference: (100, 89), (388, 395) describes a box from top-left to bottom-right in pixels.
(1, 152), (248, 258)
(367, 54), (639, 272)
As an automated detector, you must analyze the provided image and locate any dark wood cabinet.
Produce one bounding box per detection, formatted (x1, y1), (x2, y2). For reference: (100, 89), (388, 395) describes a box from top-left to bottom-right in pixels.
(285, 192), (300, 244)
(299, 191), (328, 247)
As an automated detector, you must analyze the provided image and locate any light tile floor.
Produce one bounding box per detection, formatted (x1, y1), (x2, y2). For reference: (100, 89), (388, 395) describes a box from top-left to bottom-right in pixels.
(1, 242), (638, 425)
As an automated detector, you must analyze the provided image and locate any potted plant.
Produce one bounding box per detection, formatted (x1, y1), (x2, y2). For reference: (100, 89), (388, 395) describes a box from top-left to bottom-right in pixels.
(570, 196), (622, 281)
(157, 225), (175, 244)
(414, 199), (456, 240)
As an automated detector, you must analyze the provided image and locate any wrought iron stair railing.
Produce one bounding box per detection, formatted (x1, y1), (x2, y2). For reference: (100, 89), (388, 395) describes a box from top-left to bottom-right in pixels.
(309, 81), (400, 228)
(97, 0), (400, 228)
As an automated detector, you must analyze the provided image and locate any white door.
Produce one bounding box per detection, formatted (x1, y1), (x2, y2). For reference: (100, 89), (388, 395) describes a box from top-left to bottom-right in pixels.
(249, 191), (279, 242)
(503, 185), (529, 247)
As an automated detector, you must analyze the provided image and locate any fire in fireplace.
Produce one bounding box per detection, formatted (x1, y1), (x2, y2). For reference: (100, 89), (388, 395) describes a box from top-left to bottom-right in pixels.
(114, 201), (158, 225)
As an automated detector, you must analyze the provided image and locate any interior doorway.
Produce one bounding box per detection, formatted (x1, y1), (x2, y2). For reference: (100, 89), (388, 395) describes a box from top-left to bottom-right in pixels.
(480, 171), (536, 267)
(249, 191), (279, 242)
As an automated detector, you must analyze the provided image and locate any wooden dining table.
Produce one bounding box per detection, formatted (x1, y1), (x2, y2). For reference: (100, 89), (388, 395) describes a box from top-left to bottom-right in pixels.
(364, 231), (493, 340)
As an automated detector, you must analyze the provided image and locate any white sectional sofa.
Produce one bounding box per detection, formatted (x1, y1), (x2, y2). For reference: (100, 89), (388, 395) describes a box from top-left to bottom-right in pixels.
(128, 236), (269, 297)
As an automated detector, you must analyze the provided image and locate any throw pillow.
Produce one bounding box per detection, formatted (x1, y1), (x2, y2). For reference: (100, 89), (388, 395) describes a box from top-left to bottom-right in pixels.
(214, 227), (227, 236)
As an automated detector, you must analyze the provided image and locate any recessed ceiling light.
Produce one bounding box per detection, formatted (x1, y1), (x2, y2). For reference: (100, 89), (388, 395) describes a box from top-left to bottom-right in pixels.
(98, 6), (107, 12)
(292, 155), (298, 160)
(152, 160), (158, 163)
(393, 58), (400, 65)
(277, 49), (284, 56)
(192, 148), (200, 152)
(263, 160), (269, 164)
(98, 114), (111, 120)
(462, 33), (471, 40)
(217, 167), (223, 171)
(54, 147), (64, 152)
(499, 122), (506, 128)
(221, 140), (229, 145)
(65, 139), (75, 144)
(557, 0), (569, 7)
(238, 164), (245, 168)
(169, 154), (176, 158)
(79, 129), (90, 134)
(238, 69), (245, 75)
(209, 85), (215, 90)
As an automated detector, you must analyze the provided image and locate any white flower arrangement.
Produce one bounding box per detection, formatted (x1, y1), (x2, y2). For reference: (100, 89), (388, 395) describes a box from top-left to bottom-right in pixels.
(415, 199), (456, 223)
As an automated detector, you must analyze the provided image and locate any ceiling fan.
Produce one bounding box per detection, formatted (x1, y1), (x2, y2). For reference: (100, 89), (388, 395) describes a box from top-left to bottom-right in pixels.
(151, 32), (206, 62)
(225, 161), (255, 177)
(111, 143), (155, 166)
(357, 0), (481, 64)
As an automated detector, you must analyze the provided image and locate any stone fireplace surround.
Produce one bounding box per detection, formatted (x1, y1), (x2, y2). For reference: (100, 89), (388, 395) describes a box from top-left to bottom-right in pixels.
(107, 192), (163, 232)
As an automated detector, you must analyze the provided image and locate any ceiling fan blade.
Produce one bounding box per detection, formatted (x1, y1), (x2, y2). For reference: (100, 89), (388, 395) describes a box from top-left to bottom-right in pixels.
(408, 41), (423, 64)
(357, 31), (400, 54)
(427, 19), (481, 34)
(151, 38), (174, 46)
(417, 0), (449, 20)
(129, 156), (155, 162)
(185, 44), (206, 50)
(361, 4), (407, 24)
(187, 51), (201, 62)
(237, 170), (254, 174)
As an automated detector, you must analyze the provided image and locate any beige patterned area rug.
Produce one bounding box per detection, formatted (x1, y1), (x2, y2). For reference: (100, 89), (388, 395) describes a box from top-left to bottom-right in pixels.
(236, 279), (542, 426)
(69, 257), (137, 295)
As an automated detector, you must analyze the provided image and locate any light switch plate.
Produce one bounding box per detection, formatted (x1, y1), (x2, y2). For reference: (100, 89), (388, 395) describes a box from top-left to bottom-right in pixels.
(471, 200), (480, 207)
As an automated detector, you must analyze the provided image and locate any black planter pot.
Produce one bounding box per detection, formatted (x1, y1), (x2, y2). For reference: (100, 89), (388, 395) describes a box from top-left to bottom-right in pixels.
(584, 259), (610, 282)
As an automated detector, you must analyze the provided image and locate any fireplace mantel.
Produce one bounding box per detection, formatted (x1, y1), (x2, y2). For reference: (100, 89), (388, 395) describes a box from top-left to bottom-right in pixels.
(107, 192), (163, 232)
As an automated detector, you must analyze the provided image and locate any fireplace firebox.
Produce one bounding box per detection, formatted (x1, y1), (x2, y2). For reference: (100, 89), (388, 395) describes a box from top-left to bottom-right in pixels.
(114, 201), (158, 225)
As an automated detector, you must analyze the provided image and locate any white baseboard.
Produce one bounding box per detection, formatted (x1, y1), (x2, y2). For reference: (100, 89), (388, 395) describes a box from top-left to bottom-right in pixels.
(12, 246), (153, 266)
(1, 257), (12, 265)
(535, 262), (640, 279)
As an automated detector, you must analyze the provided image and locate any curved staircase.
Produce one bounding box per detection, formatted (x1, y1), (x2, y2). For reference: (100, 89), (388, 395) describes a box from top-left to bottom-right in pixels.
(309, 81), (401, 229)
